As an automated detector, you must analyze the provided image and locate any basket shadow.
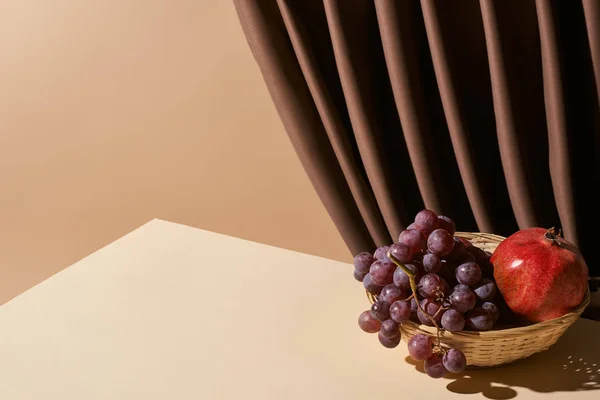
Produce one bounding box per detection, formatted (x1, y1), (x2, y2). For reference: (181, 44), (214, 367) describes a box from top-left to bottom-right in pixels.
(404, 318), (600, 399)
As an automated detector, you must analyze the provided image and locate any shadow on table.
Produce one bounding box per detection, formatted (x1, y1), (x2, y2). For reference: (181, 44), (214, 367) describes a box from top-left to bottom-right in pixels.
(404, 318), (600, 399)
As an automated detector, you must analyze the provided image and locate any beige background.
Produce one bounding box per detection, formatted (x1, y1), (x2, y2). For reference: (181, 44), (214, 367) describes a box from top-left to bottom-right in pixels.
(0, 0), (349, 304)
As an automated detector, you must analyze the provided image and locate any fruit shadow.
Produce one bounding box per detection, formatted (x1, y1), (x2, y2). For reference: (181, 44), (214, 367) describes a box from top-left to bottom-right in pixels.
(404, 318), (600, 399)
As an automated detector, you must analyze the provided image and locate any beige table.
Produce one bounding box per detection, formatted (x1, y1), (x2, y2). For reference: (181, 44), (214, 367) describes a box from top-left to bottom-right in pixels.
(1, 220), (599, 399)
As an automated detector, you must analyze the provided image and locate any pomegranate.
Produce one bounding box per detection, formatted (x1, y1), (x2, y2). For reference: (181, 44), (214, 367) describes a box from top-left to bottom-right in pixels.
(491, 227), (588, 322)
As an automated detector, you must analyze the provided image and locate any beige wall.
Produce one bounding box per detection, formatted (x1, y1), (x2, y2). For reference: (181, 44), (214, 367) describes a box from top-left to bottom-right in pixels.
(0, 0), (350, 304)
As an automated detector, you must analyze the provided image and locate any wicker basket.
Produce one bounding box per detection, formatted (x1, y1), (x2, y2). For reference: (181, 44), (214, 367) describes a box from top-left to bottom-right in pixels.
(367, 231), (590, 367)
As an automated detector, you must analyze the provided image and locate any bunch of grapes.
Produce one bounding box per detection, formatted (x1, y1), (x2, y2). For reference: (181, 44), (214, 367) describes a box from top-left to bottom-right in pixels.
(353, 209), (501, 378)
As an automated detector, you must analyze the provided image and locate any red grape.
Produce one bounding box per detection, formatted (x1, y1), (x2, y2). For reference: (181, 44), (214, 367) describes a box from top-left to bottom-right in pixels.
(449, 286), (476, 313)
(455, 262), (482, 286)
(393, 263), (421, 291)
(427, 229), (455, 256)
(437, 215), (456, 235)
(454, 283), (470, 292)
(389, 242), (413, 263)
(456, 252), (476, 264)
(418, 299), (443, 326)
(363, 274), (382, 295)
(378, 331), (401, 348)
(415, 209), (439, 235)
(468, 246), (488, 265)
(380, 284), (406, 304)
(425, 353), (448, 378)
(354, 252), (375, 273)
(369, 260), (395, 286)
(443, 348), (467, 373)
(353, 269), (367, 282)
(418, 273), (444, 298)
(423, 253), (442, 273)
(466, 307), (495, 331)
(481, 301), (500, 322)
(374, 246), (391, 261)
(390, 300), (411, 323)
(457, 237), (473, 249)
(445, 237), (466, 260)
(441, 309), (465, 332)
(408, 334), (433, 360)
(398, 229), (426, 254)
(473, 278), (496, 302)
(380, 319), (400, 338)
(371, 300), (391, 321)
(358, 311), (381, 333)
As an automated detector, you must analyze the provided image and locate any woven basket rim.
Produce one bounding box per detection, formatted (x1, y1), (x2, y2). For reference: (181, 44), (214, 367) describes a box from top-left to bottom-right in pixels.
(367, 230), (590, 338)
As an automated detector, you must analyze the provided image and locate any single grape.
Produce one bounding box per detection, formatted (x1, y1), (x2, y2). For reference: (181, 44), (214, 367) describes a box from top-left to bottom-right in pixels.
(481, 301), (500, 322)
(378, 331), (401, 348)
(353, 268), (367, 282)
(473, 278), (496, 302)
(407, 334), (433, 360)
(398, 229), (426, 254)
(437, 215), (456, 235)
(455, 262), (482, 286)
(390, 300), (411, 323)
(418, 273), (443, 299)
(441, 309), (466, 332)
(389, 242), (413, 263)
(456, 252), (476, 264)
(449, 286), (476, 313)
(425, 353), (448, 378)
(453, 283), (471, 292)
(414, 209), (439, 235)
(370, 300), (391, 321)
(354, 252), (375, 273)
(443, 348), (467, 373)
(466, 307), (495, 331)
(380, 319), (400, 338)
(374, 246), (391, 261)
(393, 263), (419, 290)
(358, 310), (381, 333)
(457, 237), (473, 249)
(407, 222), (417, 230)
(380, 284), (406, 304)
(445, 237), (466, 260)
(468, 246), (488, 265)
(363, 274), (382, 295)
(427, 229), (455, 257)
(369, 260), (396, 286)
(417, 299), (443, 326)
(423, 253), (442, 273)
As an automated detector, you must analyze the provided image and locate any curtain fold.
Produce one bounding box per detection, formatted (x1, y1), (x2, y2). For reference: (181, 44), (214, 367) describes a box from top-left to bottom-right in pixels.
(234, 0), (600, 276)
(536, 0), (578, 244)
(374, 0), (445, 213)
(480, 0), (537, 228)
(276, 0), (390, 245)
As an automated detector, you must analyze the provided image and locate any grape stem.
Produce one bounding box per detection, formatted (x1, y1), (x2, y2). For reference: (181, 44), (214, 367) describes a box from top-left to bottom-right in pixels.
(387, 251), (443, 347)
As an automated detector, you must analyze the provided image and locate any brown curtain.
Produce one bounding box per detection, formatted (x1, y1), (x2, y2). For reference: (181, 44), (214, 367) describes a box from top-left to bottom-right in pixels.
(234, 0), (600, 277)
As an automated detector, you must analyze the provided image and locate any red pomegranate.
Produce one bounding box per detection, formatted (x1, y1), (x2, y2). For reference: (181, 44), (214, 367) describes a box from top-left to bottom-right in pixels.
(491, 227), (588, 322)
